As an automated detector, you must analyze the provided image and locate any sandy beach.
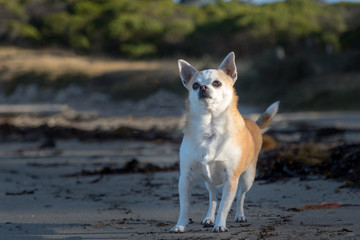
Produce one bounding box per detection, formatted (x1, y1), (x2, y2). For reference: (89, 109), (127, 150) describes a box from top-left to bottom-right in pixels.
(0, 92), (359, 240)
(0, 135), (359, 240)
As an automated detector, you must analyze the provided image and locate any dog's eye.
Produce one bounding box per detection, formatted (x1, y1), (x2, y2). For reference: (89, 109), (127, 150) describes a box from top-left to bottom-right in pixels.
(192, 82), (200, 90)
(212, 80), (222, 87)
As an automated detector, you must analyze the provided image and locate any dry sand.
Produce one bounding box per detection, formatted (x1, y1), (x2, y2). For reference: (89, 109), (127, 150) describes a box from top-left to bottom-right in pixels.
(0, 140), (359, 240)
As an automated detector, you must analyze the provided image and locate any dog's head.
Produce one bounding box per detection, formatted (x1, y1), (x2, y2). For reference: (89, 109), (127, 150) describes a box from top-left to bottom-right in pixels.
(178, 52), (237, 113)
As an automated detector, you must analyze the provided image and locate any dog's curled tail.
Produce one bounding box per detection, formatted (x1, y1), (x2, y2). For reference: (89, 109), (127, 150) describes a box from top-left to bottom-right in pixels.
(256, 101), (280, 134)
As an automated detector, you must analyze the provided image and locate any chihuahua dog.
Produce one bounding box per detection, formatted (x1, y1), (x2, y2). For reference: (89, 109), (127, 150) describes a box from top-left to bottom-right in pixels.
(170, 52), (279, 233)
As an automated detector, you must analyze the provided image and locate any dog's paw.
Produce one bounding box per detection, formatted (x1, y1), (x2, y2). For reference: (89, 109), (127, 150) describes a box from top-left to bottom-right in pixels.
(235, 216), (247, 223)
(201, 218), (214, 228)
(212, 225), (229, 233)
(170, 226), (185, 233)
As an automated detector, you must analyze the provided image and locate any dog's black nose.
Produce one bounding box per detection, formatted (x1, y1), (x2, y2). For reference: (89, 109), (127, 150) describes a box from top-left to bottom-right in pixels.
(200, 85), (208, 91)
(199, 85), (210, 99)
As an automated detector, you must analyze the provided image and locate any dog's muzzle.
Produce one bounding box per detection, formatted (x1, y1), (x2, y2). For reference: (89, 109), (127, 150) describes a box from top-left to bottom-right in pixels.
(199, 85), (211, 99)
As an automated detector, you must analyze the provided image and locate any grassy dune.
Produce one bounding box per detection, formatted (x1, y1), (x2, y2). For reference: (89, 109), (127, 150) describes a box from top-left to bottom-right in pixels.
(0, 47), (172, 79)
(0, 47), (185, 100)
(1, 47), (359, 110)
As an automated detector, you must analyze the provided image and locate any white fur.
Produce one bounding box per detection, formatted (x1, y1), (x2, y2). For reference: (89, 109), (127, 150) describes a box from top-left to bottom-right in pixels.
(235, 165), (256, 223)
(266, 101), (280, 119)
(188, 70), (234, 116)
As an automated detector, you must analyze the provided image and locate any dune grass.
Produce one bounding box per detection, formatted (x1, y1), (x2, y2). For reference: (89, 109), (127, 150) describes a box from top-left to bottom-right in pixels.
(0, 47), (185, 99)
(0, 47), (175, 80)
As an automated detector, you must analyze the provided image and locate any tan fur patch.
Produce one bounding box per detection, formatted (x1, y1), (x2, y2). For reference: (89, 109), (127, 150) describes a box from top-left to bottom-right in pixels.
(257, 115), (272, 130)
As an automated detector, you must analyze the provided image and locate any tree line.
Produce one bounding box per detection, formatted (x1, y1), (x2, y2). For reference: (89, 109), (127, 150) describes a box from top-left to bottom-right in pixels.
(0, 0), (359, 58)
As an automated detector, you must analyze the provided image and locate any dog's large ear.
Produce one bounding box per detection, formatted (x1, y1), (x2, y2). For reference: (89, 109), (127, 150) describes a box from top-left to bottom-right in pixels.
(178, 59), (199, 88)
(218, 52), (237, 82)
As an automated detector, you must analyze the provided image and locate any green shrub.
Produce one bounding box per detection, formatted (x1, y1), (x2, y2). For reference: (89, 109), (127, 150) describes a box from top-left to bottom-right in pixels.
(0, 0), (25, 20)
(163, 18), (195, 44)
(7, 20), (41, 42)
(69, 34), (90, 50)
(121, 43), (157, 58)
(73, 1), (102, 16)
(42, 12), (71, 39)
(108, 14), (163, 42)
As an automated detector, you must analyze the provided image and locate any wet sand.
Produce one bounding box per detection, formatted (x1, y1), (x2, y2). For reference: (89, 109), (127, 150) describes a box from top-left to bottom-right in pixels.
(0, 140), (359, 240)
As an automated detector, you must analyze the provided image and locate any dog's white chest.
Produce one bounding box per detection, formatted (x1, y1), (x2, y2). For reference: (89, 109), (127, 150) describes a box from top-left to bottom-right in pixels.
(180, 108), (242, 185)
(192, 114), (226, 163)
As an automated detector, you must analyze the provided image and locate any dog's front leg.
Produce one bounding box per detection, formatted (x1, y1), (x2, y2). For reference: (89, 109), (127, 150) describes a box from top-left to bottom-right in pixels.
(170, 172), (194, 233)
(202, 182), (217, 227)
(213, 178), (238, 232)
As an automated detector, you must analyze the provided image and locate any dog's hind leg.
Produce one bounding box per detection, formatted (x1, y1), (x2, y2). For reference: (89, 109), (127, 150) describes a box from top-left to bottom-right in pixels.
(235, 164), (256, 223)
(201, 182), (217, 228)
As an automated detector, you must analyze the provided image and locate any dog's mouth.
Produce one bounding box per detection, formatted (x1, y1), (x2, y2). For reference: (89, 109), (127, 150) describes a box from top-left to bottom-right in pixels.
(199, 91), (212, 99)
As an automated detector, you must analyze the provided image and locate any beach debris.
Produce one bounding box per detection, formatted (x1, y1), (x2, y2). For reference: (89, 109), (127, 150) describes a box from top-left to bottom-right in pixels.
(257, 143), (360, 187)
(0, 123), (178, 142)
(279, 143), (330, 166)
(156, 222), (170, 227)
(289, 202), (360, 211)
(64, 159), (179, 178)
(92, 218), (144, 228)
(88, 193), (106, 202)
(59, 141), (360, 188)
(326, 144), (360, 187)
(262, 134), (277, 152)
(258, 224), (277, 238)
(38, 137), (56, 149)
(5, 189), (37, 196)
(89, 175), (103, 184)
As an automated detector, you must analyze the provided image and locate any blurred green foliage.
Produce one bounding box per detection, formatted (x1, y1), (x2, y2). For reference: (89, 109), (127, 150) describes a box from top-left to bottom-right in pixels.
(0, 0), (359, 58)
